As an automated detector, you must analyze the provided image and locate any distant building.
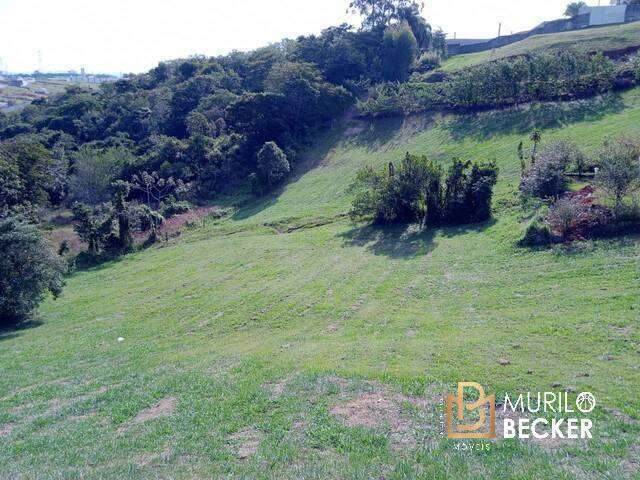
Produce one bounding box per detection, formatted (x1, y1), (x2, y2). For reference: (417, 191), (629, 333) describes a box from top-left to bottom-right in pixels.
(8, 77), (34, 88)
(580, 3), (627, 26)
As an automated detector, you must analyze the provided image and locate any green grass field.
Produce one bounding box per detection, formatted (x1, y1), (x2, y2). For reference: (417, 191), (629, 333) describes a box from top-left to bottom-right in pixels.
(441, 21), (640, 72)
(1, 88), (640, 478)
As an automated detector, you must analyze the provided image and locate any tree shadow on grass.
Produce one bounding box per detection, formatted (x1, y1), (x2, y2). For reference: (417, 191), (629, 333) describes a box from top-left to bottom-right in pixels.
(444, 93), (626, 142)
(0, 319), (43, 342)
(339, 220), (496, 259)
(339, 223), (437, 259)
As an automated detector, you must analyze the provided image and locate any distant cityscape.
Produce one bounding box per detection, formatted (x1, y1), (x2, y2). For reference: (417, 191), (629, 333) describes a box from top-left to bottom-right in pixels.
(0, 69), (119, 113)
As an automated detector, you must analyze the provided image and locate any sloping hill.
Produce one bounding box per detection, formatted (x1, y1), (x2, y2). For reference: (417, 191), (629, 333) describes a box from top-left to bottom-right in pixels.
(2, 90), (640, 478)
(441, 21), (640, 72)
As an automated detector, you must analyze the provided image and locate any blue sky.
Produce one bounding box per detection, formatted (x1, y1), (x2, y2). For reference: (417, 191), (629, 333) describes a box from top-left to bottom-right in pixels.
(0, 0), (596, 74)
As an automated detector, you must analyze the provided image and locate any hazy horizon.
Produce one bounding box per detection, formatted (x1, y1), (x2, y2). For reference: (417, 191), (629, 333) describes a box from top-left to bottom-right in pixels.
(0, 0), (600, 75)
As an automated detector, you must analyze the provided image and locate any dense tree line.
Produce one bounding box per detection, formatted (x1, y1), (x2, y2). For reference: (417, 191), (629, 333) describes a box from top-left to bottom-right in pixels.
(0, 1), (438, 222)
(0, 1), (442, 324)
(359, 50), (638, 116)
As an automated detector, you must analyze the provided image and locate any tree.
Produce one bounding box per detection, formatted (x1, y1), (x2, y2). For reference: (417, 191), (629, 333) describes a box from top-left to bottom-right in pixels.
(68, 146), (133, 204)
(0, 217), (65, 324)
(256, 142), (290, 187)
(382, 22), (418, 82)
(520, 143), (573, 199)
(564, 2), (587, 17)
(351, 154), (498, 226)
(596, 136), (640, 212)
(265, 62), (352, 129)
(530, 131), (542, 162)
(129, 171), (188, 209)
(397, 3), (431, 51)
(71, 203), (111, 255)
(137, 204), (164, 244)
(111, 180), (133, 251)
(0, 137), (53, 215)
(348, 0), (424, 31)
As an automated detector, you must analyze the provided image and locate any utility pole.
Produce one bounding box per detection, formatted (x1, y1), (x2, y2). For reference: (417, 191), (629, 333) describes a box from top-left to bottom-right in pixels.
(498, 22), (502, 37)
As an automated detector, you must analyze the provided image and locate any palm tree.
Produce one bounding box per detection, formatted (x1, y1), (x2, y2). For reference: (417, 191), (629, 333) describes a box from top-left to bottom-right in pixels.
(530, 131), (542, 162)
(397, 4), (432, 51)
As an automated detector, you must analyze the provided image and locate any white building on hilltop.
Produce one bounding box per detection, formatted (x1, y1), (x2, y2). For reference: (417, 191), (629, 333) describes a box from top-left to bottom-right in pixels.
(580, 2), (628, 26)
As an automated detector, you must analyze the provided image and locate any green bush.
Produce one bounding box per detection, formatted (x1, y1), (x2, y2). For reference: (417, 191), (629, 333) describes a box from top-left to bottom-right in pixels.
(0, 217), (65, 324)
(382, 22), (418, 82)
(350, 153), (498, 226)
(256, 141), (290, 188)
(162, 200), (192, 218)
(596, 136), (640, 212)
(520, 143), (574, 199)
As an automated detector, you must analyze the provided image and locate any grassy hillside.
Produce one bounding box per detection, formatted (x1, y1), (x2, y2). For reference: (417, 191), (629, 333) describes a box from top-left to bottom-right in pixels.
(441, 21), (640, 72)
(2, 90), (640, 478)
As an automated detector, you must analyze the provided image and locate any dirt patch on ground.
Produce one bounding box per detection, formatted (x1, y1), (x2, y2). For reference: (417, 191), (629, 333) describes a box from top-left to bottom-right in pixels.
(329, 384), (436, 450)
(621, 444), (640, 475)
(604, 407), (640, 425)
(7, 385), (109, 427)
(262, 378), (290, 400)
(228, 427), (262, 459)
(1, 378), (72, 401)
(134, 443), (173, 467)
(0, 423), (15, 437)
(68, 412), (98, 422)
(610, 325), (633, 337)
(117, 396), (177, 435)
(326, 323), (339, 333)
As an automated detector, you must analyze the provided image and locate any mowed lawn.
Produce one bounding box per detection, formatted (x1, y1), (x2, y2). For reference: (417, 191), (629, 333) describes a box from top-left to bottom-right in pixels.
(440, 21), (640, 72)
(1, 90), (640, 479)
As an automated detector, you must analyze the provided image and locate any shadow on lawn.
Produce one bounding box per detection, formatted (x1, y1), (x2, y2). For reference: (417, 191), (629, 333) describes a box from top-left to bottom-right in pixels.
(0, 319), (43, 342)
(340, 220), (495, 259)
(445, 93), (626, 141)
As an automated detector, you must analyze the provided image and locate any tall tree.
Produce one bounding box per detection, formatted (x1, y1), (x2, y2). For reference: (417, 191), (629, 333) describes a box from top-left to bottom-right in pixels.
(382, 22), (418, 82)
(0, 217), (65, 324)
(564, 2), (587, 17)
(397, 3), (431, 51)
(349, 0), (424, 31)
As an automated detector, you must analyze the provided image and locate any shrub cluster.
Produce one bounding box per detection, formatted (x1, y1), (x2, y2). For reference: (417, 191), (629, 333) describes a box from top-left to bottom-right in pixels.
(350, 153), (498, 226)
(360, 50), (625, 116)
(519, 135), (640, 246)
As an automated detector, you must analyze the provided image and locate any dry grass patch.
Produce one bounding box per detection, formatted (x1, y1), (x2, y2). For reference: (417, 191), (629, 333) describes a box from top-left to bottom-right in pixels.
(117, 396), (177, 435)
(228, 427), (263, 459)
